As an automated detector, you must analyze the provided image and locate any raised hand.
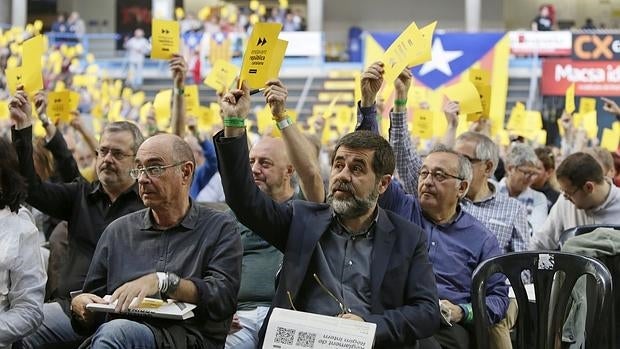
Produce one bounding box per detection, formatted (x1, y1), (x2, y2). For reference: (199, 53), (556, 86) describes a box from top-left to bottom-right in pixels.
(361, 61), (384, 107)
(8, 86), (33, 129)
(264, 79), (288, 121)
(220, 80), (251, 120)
(394, 68), (412, 99)
(601, 97), (620, 115)
(443, 99), (460, 128)
(169, 54), (187, 88)
(33, 90), (48, 116)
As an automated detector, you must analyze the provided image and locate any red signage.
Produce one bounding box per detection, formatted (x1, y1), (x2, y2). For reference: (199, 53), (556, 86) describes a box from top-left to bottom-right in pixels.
(541, 58), (620, 96)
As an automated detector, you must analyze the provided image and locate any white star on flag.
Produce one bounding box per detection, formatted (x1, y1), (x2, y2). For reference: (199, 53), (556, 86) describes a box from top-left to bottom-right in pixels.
(418, 38), (463, 76)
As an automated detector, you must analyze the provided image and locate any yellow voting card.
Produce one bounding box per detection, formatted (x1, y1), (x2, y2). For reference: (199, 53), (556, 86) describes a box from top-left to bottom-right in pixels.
(0, 101), (8, 120)
(443, 81), (482, 115)
(183, 85), (200, 116)
(469, 68), (490, 86)
(68, 91), (80, 113)
(381, 21), (418, 86)
(565, 83), (575, 114)
(5, 67), (23, 95)
(153, 89), (172, 128)
(108, 100), (123, 122)
(600, 128), (619, 152)
(151, 19), (180, 59)
(409, 21), (436, 67)
(579, 97), (596, 114)
(266, 39), (288, 80)
(204, 59), (239, 92)
(239, 22), (283, 89)
(197, 106), (217, 131)
(22, 35), (44, 94)
(47, 91), (70, 123)
(412, 109), (434, 139)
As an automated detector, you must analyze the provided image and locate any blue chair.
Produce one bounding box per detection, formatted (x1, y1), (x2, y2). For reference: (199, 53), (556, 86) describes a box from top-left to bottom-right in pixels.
(471, 251), (613, 349)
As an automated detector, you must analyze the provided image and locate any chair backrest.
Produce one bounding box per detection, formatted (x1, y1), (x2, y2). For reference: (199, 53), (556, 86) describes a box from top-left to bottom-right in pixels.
(472, 251), (613, 349)
(559, 224), (620, 247)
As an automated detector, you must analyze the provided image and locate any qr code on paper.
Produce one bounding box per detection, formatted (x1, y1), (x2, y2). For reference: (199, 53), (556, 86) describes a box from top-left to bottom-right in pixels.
(274, 327), (296, 345)
(296, 331), (316, 348)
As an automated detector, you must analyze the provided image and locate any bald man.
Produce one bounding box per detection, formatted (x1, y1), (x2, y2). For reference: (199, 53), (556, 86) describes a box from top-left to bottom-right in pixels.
(71, 134), (242, 349)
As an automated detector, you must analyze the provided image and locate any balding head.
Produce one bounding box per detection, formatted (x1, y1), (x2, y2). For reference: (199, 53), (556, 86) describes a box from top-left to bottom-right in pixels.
(249, 136), (295, 202)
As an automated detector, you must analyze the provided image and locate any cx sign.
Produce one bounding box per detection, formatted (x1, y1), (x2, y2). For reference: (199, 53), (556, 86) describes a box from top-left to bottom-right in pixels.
(572, 34), (620, 60)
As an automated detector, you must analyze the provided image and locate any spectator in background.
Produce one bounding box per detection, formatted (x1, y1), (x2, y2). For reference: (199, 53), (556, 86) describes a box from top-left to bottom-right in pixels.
(582, 18), (597, 30)
(124, 28), (151, 89)
(282, 10), (300, 31)
(51, 13), (67, 33)
(531, 5), (553, 31)
(532, 146), (560, 206)
(498, 143), (549, 232)
(531, 152), (620, 250)
(67, 11), (85, 40)
(585, 147), (617, 179)
(0, 138), (47, 348)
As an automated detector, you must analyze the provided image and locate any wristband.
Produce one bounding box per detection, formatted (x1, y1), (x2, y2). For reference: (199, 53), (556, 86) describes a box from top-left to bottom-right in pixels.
(40, 114), (51, 128)
(163, 273), (181, 297)
(156, 272), (167, 293)
(394, 99), (408, 107)
(276, 117), (293, 130)
(174, 87), (185, 96)
(223, 117), (246, 128)
(459, 303), (474, 324)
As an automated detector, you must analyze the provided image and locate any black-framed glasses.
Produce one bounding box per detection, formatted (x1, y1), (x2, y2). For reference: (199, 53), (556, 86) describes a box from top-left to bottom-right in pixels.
(419, 169), (463, 182)
(516, 167), (538, 179)
(95, 147), (134, 161)
(561, 186), (582, 199)
(129, 162), (185, 180)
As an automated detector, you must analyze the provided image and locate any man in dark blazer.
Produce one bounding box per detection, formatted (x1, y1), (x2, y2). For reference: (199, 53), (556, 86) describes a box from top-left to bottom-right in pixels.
(214, 82), (440, 349)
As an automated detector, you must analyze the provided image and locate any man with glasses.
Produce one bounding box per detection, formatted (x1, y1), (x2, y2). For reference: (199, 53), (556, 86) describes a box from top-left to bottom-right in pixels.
(70, 133), (242, 348)
(530, 152), (620, 250)
(9, 86), (145, 348)
(215, 82), (440, 349)
(498, 143), (549, 233)
(357, 63), (511, 348)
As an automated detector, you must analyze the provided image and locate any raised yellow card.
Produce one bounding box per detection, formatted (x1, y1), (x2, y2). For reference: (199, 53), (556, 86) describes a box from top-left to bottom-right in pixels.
(469, 68), (490, 86)
(412, 109), (434, 139)
(239, 22), (283, 89)
(151, 19), (180, 59)
(204, 59), (239, 92)
(183, 85), (200, 116)
(22, 35), (44, 94)
(565, 83), (575, 114)
(197, 106), (217, 131)
(68, 91), (80, 113)
(443, 81), (482, 115)
(0, 101), (8, 120)
(579, 97), (596, 114)
(409, 21), (436, 67)
(381, 21), (431, 86)
(47, 91), (70, 123)
(266, 39), (288, 80)
(5, 67), (23, 95)
(154, 89), (172, 127)
(600, 128), (619, 152)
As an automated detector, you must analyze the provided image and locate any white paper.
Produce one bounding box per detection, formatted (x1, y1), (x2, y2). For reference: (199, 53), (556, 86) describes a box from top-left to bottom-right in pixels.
(263, 308), (376, 349)
(508, 283), (536, 301)
(86, 295), (196, 320)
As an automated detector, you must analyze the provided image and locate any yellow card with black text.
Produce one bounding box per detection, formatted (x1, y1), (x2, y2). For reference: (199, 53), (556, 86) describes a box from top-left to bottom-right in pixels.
(5, 67), (23, 95)
(239, 22), (283, 89)
(47, 91), (70, 123)
(443, 81), (482, 115)
(183, 85), (200, 116)
(151, 19), (180, 59)
(22, 35), (44, 94)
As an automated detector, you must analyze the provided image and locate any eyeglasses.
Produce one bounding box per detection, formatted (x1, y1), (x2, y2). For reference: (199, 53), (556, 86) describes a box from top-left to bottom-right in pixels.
(129, 162), (185, 180)
(419, 169), (463, 182)
(516, 167), (538, 179)
(561, 186), (582, 199)
(286, 273), (351, 316)
(96, 147), (134, 161)
(461, 154), (483, 164)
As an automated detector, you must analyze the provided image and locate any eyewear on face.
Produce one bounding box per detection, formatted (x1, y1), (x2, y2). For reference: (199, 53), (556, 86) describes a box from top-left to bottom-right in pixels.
(419, 169), (463, 182)
(516, 167), (538, 178)
(561, 186), (582, 199)
(461, 154), (483, 164)
(96, 148), (133, 160)
(129, 162), (185, 180)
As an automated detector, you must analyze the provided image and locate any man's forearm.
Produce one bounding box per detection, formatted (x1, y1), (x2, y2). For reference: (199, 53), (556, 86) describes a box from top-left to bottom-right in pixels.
(169, 279), (199, 304)
(281, 124), (325, 203)
(171, 87), (186, 136)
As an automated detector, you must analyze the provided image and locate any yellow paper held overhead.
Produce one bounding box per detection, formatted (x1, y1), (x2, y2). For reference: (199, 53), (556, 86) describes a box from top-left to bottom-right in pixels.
(204, 59), (239, 92)
(131, 92), (146, 107)
(256, 105), (273, 135)
(412, 109), (434, 139)
(565, 83), (575, 114)
(22, 35), (44, 94)
(239, 22), (283, 89)
(579, 97), (596, 114)
(108, 100), (124, 122)
(443, 81), (482, 115)
(524, 110), (543, 130)
(5, 67), (23, 95)
(151, 19), (180, 60)
(47, 91), (70, 123)
(0, 101), (9, 120)
(153, 89), (172, 128)
(408, 21), (436, 67)
(266, 39), (288, 80)
(600, 128), (619, 152)
(183, 85), (200, 116)
(469, 68), (490, 86)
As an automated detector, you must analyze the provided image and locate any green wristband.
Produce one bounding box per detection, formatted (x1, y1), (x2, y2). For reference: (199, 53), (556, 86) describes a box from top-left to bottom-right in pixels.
(394, 99), (408, 107)
(459, 303), (474, 324)
(223, 117), (246, 128)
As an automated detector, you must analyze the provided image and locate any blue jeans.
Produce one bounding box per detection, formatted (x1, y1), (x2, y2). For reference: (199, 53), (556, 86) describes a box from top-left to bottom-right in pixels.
(20, 302), (84, 348)
(225, 306), (269, 349)
(90, 319), (155, 349)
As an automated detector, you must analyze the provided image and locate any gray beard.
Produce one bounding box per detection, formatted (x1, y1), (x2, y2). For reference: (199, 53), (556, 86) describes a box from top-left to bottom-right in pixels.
(327, 188), (379, 219)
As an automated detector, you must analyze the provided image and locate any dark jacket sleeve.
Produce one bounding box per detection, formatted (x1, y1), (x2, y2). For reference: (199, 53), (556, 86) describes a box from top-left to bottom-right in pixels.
(214, 131), (293, 252)
(11, 126), (77, 221)
(44, 130), (82, 182)
(355, 102), (379, 133)
(365, 223), (440, 343)
(189, 215), (242, 321)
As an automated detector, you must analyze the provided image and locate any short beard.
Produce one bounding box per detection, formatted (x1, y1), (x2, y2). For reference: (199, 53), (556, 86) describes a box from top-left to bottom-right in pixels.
(327, 183), (379, 219)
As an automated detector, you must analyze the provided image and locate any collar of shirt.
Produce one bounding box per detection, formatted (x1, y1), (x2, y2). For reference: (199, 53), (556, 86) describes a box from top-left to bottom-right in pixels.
(332, 206), (379, 239)
(88, 181), (140, 199)
(140, 198), (198, 231)
(422, 205), (474, 230)
(464, 180), (500, 205)
(0, 207), (11, 220)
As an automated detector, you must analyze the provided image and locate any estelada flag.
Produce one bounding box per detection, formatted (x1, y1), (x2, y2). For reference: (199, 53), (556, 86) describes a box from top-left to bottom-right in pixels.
(364, 30), (510, 137)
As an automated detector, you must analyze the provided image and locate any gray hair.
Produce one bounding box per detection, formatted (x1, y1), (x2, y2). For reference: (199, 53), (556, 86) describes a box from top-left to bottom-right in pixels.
(505, 143), (539, 168)
(103, 121), (145, 154)
(455, 131), (500, 174)
(428, 144), (473, 184)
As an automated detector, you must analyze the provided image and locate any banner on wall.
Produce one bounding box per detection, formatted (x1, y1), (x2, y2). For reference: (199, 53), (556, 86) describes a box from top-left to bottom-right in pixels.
(364, 30), (510, 135)
(509, 31), (572, 56)
(541, 58), (620, 96)
(572, 33), (620, 61)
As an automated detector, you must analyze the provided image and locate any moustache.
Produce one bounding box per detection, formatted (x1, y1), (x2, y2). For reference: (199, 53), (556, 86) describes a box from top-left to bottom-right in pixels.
(332, 181), (355, 194)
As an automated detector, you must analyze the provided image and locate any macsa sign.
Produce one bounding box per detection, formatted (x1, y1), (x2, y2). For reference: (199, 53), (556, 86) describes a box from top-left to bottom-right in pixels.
(542, 58), (620, 96)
